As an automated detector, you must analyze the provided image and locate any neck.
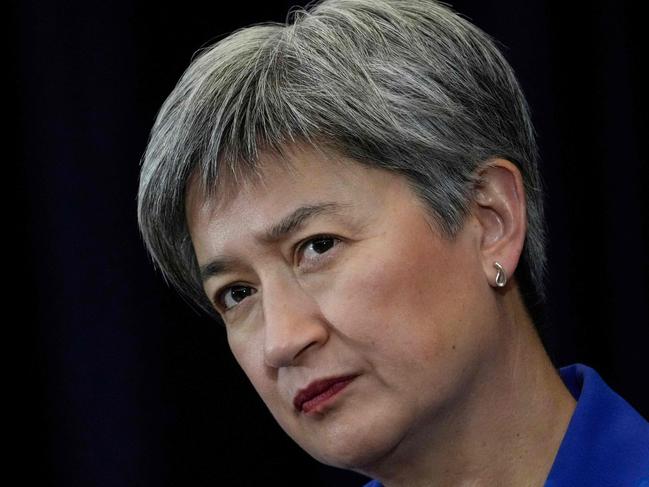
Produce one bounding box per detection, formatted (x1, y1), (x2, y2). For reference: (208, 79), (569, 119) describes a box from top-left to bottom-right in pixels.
(360, 288), (576, 487)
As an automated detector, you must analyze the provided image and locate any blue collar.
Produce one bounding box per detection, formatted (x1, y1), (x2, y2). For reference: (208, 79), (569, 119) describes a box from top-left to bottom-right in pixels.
(545, 363), (649, 486)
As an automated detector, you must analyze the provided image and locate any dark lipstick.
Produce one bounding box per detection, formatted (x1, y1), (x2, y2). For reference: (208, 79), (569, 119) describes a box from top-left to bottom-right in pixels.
(293, 375), (356, 414)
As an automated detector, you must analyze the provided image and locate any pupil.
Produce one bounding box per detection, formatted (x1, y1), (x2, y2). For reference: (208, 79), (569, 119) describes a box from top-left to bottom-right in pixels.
(231, 286), (251, 302)
(312, 238), (333, 254)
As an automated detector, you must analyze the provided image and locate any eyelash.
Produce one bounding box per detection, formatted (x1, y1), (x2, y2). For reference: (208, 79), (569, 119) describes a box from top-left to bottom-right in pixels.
(297, 234), (340, 268)
(214, 234), (341, 312)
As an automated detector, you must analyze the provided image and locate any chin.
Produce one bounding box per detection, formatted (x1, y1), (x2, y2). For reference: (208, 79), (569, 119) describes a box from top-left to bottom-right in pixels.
(294, 410), (412, 473)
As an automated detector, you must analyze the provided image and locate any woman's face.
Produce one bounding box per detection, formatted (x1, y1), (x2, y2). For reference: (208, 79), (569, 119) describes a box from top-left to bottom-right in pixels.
(186, 146), (501, 471)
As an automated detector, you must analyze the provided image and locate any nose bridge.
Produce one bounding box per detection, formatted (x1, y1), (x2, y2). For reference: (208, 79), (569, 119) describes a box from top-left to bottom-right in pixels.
(261, 270), (328, 368)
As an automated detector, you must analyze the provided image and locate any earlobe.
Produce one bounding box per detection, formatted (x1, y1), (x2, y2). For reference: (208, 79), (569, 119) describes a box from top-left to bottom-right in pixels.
(472, 159), (527, 288)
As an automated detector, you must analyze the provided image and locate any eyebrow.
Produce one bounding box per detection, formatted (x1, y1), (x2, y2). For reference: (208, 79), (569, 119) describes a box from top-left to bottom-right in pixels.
(199, 202), (347, 283)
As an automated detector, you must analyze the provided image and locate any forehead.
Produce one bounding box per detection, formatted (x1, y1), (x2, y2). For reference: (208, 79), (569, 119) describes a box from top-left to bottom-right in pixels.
(185, 145), (411, 240)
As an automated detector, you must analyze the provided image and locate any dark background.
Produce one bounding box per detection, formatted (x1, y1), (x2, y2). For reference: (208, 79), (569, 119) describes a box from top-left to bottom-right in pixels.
(12, 0), (647, 485)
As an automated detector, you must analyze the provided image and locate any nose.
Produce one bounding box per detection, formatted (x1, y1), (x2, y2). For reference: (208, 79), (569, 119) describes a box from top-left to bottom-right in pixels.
(261, 275), (329, 368)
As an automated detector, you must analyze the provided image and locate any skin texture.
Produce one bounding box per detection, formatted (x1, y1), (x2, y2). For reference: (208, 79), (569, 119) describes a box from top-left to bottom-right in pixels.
(186, 145), (576, 487)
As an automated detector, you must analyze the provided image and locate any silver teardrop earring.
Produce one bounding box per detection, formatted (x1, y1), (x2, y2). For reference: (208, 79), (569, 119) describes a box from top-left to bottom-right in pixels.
(493, 262), (507, 288)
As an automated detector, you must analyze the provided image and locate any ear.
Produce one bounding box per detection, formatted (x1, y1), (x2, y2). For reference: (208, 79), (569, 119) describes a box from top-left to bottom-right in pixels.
(471, 159), (527, 289)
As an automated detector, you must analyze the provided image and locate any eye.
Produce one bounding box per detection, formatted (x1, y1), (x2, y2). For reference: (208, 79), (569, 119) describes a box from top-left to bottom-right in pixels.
(217, 285), (257, 311)
(298, 235), (341, 266)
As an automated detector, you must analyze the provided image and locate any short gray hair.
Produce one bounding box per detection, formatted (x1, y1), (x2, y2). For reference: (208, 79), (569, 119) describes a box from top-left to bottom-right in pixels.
(138, 0), (547, 319)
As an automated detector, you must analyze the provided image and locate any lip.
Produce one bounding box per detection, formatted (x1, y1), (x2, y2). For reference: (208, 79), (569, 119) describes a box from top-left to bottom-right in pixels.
(293, 375), (357, 414)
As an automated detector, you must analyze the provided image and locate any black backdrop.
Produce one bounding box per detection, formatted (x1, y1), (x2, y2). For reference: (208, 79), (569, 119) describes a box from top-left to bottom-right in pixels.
(12, 1), (648, 486)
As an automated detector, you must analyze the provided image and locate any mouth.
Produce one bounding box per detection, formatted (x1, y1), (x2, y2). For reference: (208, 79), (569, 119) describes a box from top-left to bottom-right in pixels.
(293, 375), (357, 414)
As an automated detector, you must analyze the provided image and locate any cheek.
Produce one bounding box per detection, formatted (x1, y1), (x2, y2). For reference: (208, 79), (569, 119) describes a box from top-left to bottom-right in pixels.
(323, 230), (484, 364)
(227, 332), (278, 404)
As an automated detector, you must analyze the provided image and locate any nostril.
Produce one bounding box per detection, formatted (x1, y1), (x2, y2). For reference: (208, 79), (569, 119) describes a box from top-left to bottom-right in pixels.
(262, 316), (330, 368)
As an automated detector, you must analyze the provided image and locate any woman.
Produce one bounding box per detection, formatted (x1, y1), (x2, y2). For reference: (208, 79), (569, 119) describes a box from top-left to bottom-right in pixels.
(137, 0), (649, 485)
